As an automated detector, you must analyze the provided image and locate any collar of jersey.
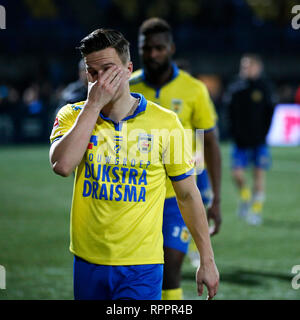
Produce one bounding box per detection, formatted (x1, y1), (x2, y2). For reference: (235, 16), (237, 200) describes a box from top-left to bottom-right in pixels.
(99, 93), (147, 125)
(141, 62), (179, 89)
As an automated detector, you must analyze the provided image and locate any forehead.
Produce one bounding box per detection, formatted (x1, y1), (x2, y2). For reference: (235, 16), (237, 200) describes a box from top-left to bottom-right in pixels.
(84, 47), (122, 68)
(139, 32), (171, 47)
(241, 57), (259, 67)
(241, 57), (251, 66)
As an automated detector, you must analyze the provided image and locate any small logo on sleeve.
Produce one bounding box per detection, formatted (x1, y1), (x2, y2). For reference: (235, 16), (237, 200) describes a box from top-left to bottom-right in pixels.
(53, 117), (59, 129)
(88, 135), (98, 150)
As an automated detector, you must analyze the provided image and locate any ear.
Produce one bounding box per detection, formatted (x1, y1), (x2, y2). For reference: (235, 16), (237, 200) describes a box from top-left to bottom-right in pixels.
(126, 61), (133, 79)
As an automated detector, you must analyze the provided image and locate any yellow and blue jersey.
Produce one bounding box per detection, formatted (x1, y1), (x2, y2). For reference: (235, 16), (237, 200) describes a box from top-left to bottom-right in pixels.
(130, 64), (217, 198)
(50, 93), (194, 266)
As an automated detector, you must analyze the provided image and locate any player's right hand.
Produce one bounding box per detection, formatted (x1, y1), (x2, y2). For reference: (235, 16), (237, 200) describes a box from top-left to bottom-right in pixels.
(86, 65), (125, 110)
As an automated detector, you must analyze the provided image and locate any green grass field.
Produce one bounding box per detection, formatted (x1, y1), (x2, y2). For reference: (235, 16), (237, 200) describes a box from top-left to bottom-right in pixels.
(0, 144), (299, 300)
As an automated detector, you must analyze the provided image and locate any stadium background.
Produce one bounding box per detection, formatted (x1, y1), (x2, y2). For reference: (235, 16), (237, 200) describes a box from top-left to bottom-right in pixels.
(0, 0), (300, 300)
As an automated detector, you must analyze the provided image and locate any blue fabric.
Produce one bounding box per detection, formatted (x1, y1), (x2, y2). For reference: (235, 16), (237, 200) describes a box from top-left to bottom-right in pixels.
(162, 197), (191, 254)
(231, 144), (271, 170)
(168, 168), (194, 181)
(73, 256), (163, 300)
(163, 169), (213, 253)
(196, 169), (213, 207)
(99, 93), (147, 131)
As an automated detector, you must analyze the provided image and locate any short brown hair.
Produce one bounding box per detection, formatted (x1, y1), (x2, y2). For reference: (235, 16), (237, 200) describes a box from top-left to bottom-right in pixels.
(77, 28), (130, 64)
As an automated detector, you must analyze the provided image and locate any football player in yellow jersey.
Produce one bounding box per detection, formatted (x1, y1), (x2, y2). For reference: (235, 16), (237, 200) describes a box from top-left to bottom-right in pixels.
(49, 28), (219, 300)
(130, 18), (222, 300)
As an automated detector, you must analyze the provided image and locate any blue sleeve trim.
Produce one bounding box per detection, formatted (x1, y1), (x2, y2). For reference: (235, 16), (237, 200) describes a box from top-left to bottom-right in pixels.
(169, 168), (195, 181)
(51, 136), (63, 145)
(203, 126), (216, 133)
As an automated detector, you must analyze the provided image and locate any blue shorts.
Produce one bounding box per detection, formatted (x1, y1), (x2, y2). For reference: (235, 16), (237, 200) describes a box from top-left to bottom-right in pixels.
(231, 144), (271, 170)
(163, 197), (191, 254)
(163, 169), (212, 254)
(73, 256), (163, 300)
(196, 169), (213, 208)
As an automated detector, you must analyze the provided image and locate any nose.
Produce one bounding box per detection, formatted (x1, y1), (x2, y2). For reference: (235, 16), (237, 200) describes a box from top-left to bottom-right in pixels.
(149, 48), (159, 59)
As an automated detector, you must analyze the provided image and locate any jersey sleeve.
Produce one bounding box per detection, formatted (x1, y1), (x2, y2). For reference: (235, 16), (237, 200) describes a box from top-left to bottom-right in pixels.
(163, 113), (195, 181)
(50, 104), (78, 144)
(192, 82), (217, 131)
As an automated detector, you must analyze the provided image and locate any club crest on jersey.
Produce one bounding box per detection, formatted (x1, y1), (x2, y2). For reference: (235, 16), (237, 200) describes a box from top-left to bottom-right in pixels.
(171, 99), (183, 114)
(137, 133), (153, 153)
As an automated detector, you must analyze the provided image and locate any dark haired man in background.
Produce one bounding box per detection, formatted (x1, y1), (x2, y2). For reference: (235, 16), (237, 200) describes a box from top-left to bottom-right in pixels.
(130, 18), (222, 300)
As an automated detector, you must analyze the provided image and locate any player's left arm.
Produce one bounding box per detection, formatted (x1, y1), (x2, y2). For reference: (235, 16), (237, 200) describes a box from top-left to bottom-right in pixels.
(204, 128), (222, 236)
(172, 176), (219, 299)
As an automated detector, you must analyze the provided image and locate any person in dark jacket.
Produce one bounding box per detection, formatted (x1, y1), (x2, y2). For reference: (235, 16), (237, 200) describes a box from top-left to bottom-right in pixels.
(224, 54), (276, 225)
(53, 59), (88, 124)
(58, 59), (88, 108)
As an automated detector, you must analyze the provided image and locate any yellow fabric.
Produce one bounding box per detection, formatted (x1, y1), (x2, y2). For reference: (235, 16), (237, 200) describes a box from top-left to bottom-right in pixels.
(251, 201), (263, 213)
(50, 97), (194, 266)
(161, 288), (183, 300)
(240, 186), (251, 202)
(130, 68), (217, 198)
(189, 238), (197, 252)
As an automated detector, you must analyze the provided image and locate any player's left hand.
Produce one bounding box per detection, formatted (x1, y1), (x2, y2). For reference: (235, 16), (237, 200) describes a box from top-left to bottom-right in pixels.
(207, 201), (222, 236)
(196, 260), (219, 299)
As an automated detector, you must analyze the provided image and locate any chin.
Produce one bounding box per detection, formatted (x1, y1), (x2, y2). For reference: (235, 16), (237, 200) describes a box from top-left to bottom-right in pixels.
(149, 66), (166, 76)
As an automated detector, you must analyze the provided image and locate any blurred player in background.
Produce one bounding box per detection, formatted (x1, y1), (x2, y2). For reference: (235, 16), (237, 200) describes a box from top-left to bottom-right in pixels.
(130, 18), (222, 300)
(58, 58), (88, 107)
(224, 54), (276, 225)
(49, 28), (219, 300)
